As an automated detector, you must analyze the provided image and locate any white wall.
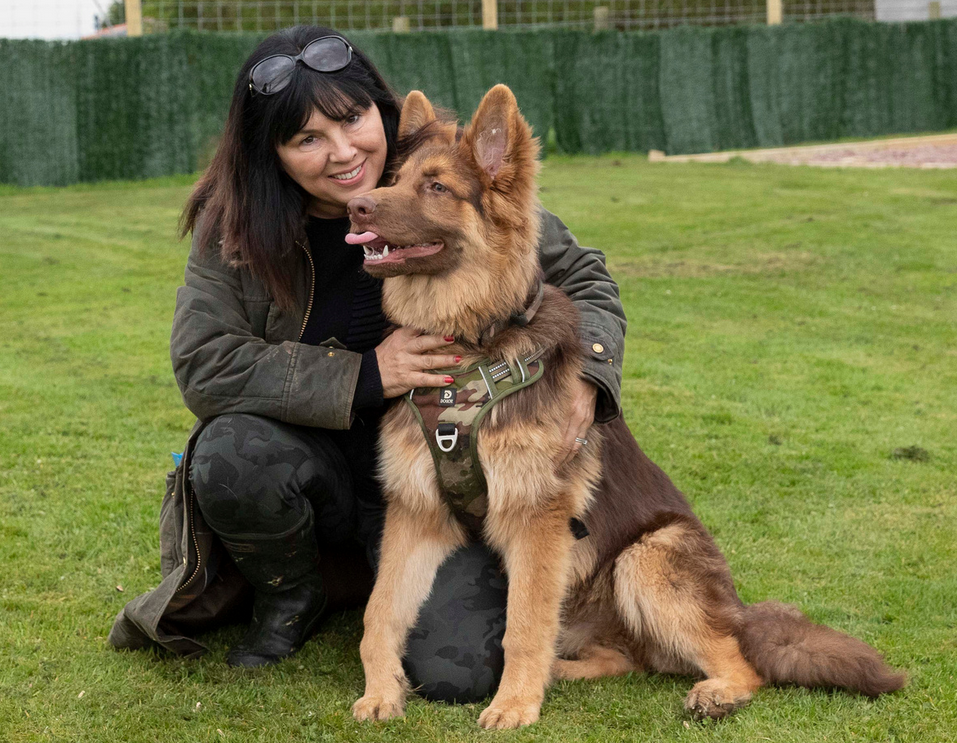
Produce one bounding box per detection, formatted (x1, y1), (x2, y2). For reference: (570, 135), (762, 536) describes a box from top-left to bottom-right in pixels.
(876, 0), (957, 21)
(0, 1), (101, 40)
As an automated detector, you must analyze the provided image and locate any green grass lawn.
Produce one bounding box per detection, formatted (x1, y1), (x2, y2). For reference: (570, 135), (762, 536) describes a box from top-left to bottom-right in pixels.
(1, 156), (955, 742)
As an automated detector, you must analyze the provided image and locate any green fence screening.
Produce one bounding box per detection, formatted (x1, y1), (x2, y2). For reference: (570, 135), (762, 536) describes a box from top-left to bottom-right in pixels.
(2, 19), (957, 186)
(0, 40), (79, 186)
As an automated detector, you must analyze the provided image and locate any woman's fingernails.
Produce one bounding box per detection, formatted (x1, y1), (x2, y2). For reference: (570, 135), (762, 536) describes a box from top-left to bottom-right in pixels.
(444, 376), (454, 384)
(454, 356), (462, 363)
(444, 336), (454, 342)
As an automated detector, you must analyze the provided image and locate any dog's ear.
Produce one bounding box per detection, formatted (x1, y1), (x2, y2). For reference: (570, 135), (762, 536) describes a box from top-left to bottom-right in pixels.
(464, 84), (535, 186)
(466, 85), (515, 180)
(398, 91), (437, 139)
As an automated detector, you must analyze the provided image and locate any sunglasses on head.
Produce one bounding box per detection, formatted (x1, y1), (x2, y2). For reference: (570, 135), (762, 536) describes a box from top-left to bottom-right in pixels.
(249, 36), (353, 96)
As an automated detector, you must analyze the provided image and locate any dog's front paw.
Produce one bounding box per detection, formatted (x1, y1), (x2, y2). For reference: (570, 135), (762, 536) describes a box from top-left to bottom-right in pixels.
(352, 693), (405, 722)
(477, 696), (541, 729)
(684, 679), (753, 721)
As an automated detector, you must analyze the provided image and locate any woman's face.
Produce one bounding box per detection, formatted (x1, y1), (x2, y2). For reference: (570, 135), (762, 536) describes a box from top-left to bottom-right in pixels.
(276, 102), (387, 219)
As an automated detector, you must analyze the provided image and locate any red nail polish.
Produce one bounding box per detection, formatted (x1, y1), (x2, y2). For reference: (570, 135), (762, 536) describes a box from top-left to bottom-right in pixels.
(444, 335), (454, 342)
(444, 376), (454, 384)
(454, 356), (462, 363)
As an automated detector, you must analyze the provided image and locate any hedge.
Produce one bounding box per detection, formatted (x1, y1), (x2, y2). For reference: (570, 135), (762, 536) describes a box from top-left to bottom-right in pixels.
(2, 19), (956, 186)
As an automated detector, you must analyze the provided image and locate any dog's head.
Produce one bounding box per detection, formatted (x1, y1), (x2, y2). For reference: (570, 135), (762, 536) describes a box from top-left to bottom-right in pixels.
(347, 85), (540, 278)
(345, 85), (541, 338)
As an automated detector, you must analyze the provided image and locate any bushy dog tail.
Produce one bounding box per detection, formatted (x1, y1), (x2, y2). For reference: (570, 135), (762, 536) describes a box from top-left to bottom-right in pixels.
(737, 601), (906, 697)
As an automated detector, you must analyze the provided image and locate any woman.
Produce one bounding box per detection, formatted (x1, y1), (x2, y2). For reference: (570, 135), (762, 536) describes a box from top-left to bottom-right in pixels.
(109, 25), (626, 703)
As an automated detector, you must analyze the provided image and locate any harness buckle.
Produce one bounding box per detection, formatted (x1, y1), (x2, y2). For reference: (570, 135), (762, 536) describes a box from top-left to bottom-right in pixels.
(436, 423), (459, 453)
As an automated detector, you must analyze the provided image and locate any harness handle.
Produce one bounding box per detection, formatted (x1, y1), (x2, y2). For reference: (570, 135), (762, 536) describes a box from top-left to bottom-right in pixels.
(436, 423), (459, 453)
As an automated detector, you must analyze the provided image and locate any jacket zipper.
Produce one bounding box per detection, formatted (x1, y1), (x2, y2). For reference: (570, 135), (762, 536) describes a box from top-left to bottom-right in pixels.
(175, 481), (202, 593)
(297, 240), (315, 342)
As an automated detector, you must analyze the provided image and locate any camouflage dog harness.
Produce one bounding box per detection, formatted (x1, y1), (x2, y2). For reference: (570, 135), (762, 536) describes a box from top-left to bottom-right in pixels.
(405, 351), (545, 534)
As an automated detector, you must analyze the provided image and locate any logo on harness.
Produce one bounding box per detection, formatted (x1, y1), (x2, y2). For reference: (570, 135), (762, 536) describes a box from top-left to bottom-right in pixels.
(438, 388), (456, 407)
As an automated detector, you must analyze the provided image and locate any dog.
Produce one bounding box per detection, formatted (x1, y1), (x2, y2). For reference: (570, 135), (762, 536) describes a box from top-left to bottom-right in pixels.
(344, 85), (905, 730)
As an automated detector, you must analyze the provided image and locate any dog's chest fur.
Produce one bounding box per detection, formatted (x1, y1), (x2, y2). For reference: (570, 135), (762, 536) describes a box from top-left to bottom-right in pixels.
(376, 288), (603, 547)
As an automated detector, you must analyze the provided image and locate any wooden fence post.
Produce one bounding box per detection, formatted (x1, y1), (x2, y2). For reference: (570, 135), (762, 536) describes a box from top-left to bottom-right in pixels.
(125, 0), (143, 35)
(482, 0), (498, 30)
(392, 16), (411, 32)
(766, 0), (782, 25)
(929, 1), (942, 19)
(594, 6), (610, 30)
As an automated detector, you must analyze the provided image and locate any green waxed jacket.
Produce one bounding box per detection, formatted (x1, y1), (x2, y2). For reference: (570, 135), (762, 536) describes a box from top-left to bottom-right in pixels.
(171, 207), (625, 426)
(107, 207), (626, 656)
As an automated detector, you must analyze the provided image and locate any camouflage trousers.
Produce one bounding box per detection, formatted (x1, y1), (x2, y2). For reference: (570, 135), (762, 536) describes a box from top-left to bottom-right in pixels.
(190, 413), (507, 702)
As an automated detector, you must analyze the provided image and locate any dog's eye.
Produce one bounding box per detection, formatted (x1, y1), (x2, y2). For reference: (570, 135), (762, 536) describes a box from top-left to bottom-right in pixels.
(431, 182), (448, 194)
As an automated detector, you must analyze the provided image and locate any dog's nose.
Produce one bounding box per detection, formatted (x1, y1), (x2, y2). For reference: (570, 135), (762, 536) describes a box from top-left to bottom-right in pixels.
(347, 196), (377, 220)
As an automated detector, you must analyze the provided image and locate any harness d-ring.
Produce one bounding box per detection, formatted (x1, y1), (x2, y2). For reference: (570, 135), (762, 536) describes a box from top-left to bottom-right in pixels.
(436, 422), (459, 452)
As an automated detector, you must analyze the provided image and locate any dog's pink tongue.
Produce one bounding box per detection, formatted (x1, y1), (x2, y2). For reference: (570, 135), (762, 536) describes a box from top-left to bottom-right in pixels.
(345, 231), (378, 245)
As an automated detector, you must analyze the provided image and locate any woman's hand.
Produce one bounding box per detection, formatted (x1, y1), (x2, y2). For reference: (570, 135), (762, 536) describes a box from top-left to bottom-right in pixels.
(376, 327), (459, 399)
(558, 377), (599, 466)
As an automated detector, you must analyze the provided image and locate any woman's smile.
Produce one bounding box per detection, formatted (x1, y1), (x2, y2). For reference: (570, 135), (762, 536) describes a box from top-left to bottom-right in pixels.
(328, 160), (366, 185)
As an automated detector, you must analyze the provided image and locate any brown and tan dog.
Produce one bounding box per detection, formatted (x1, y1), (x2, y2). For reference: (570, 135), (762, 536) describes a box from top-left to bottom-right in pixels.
(346, 85), (905, 730)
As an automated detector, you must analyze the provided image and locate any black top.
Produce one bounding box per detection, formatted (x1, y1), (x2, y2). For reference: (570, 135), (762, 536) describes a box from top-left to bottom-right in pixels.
(301, 216), (387, 411)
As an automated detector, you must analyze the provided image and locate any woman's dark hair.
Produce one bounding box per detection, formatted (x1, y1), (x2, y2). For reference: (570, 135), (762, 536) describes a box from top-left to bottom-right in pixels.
(181, 26), (401, 310)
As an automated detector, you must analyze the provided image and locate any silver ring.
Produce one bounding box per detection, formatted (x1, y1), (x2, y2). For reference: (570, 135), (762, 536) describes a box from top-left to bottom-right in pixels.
(575, 437), (588, 446)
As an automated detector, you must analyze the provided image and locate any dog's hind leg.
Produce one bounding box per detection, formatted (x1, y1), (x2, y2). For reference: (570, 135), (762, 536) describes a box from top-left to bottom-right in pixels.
(478, 509), (576, 730)
(552, 645), (636, 680)
(613, 518), (763, 721)
(353, 502), (465, 722)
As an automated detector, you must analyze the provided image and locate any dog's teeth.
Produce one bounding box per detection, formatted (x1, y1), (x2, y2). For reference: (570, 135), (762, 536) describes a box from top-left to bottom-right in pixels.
(363, 246), (373, 258)
(382, 246), (389, 257)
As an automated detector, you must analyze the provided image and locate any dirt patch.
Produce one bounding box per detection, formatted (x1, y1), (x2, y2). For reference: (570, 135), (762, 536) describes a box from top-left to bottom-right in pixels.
(890, 446), (931, 462)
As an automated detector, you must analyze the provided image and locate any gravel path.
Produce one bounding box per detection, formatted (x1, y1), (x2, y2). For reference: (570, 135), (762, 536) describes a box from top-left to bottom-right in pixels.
(651, 133), (957, 168)
(762, 142), (957, 169)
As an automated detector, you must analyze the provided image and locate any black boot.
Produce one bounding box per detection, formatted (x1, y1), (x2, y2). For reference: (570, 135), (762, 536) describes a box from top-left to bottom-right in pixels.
(220, 513), (328, 668)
